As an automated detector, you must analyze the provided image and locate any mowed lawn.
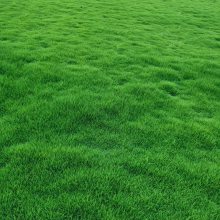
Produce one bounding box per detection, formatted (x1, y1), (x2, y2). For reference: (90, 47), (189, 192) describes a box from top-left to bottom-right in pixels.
(0, 0), (220, 219)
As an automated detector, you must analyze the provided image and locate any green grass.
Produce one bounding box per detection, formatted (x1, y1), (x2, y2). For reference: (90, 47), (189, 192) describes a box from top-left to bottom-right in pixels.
(0, 0), (220, 219)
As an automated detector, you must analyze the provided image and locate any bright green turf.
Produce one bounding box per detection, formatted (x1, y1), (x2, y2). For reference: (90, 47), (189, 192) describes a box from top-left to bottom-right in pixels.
(0, 0), (220, 219)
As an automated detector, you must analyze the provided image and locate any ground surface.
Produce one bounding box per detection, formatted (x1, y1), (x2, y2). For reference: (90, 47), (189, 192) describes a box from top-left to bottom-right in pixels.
(0, 0), (220, 219)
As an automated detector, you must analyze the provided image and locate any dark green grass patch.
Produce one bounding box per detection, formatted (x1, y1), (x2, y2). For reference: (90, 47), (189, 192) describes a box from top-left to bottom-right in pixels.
(0, 0), (220, 219)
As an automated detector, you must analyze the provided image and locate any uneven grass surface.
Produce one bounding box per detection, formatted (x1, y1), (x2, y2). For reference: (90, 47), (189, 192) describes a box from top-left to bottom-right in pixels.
(0, 0), (220, 219)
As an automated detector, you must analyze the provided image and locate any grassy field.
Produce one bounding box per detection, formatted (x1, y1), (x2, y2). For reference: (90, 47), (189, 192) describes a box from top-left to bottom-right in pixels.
(0, 0), (220, 219)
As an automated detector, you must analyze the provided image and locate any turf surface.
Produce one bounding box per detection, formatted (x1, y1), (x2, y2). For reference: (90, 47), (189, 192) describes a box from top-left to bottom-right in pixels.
(0, 0), (220, 219)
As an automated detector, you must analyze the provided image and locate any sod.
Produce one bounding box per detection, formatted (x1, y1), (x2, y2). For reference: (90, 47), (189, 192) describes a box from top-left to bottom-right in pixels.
(0, 0), (220, 219)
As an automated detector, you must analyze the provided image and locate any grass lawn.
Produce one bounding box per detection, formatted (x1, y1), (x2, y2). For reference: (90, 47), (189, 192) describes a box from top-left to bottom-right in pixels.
(0, 0), (220, 219)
